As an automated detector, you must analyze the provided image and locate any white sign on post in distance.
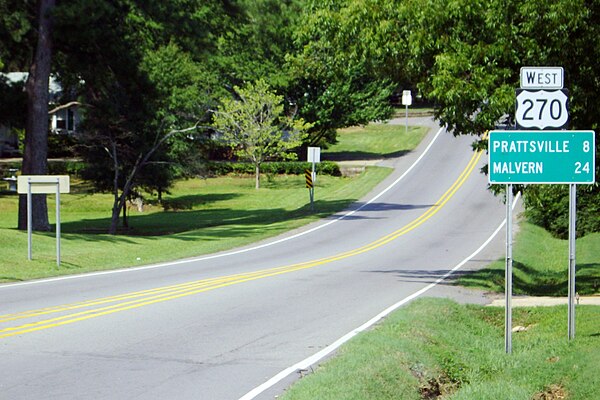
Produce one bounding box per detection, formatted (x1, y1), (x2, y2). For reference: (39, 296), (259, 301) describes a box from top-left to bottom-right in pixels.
(515, 89), (569, 130)
(307, 147), (320, 163)
(401, 90), (412, 106)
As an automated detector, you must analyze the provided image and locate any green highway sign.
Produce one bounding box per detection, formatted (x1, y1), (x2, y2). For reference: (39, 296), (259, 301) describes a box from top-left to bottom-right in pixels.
(488, 130), (596, 184)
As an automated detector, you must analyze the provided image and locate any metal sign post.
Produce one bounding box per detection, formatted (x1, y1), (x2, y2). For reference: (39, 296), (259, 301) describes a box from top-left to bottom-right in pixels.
(402, 90), (412, 134)
(27, 180), (32, 260)
(305, 169), (314, 211)
(505, 185), (513, 354)
(56, 179), (61, 265)
(568, 184), (577, 340)
(307, 147), (321, 212)
(18, 175), (70, 267)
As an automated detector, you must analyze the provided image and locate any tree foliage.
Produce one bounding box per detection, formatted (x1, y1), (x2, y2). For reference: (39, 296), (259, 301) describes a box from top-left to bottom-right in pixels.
(284, 0), (397, 147)
(215, 0), (304, 88)
(0, 0), (33, 71)
(2, 0), (599, 237)
(212, 80), (310, 188)
(54, 0), (236, 234)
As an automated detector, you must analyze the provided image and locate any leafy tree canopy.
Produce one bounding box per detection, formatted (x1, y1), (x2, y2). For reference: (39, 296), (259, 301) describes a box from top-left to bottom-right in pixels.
(284, 0), (397, 147)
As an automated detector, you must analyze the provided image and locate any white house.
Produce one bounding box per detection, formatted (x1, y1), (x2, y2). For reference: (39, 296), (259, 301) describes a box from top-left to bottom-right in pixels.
(0, 72), (81, 157)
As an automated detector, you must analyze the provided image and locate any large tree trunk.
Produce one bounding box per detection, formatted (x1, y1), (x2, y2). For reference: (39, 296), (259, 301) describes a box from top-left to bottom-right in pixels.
(18, 0), (55, 231)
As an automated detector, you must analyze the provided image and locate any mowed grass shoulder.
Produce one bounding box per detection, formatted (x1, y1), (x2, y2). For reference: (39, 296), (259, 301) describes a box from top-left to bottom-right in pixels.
(0, 124), (427, 282)
(456, 221), (600, 296)
(282, 298), (600, 400)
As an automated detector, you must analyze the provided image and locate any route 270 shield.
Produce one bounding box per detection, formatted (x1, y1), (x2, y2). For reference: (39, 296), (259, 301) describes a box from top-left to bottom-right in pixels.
(516, 89), (569, 130)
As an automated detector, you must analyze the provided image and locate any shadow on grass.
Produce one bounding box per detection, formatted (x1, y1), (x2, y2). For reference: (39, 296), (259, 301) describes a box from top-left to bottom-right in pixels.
(323, 149), (410, 161)
(157, 193), (240, 211)
(368, 261), (600, 297)
(0, 276), (24, 282)
(57, 198), (435, 245)
(367, 268), (472, 285)
(59, 198), (356, 240)
(455, 260), (600, 296)
(0, 190), (19, 198)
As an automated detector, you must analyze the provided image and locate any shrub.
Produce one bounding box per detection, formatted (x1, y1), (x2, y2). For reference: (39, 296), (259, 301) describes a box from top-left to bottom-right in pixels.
(48, 160), (86, 176)
(205, 161), (340, 177)
(523, 184), (600, 239)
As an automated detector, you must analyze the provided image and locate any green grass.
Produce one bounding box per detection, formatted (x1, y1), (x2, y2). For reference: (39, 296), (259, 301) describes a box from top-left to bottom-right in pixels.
(323, 125), (427, 161)
(456, 221), (600, 296)
(282, 298), (600, 400)
(0, 167), (391, 282)
(0, 121), (429, 282)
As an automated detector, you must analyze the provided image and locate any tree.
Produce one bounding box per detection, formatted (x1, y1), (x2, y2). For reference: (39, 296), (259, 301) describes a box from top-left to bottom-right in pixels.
(76, 43), (212, 234)
(17, 0), (55, 231)
(212, 80), (310, 189)
(284, 0), (400, 147)
(288, 0), (600, 237)
(54, 2), (216, 234)
(0, 0), (32, 71)
(215, 0), (305, 89)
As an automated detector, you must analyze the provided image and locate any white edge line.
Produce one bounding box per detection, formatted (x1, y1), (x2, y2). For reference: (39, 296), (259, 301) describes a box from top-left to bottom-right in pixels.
(238, 192), (521, 400)
(1, 126), (446, 290)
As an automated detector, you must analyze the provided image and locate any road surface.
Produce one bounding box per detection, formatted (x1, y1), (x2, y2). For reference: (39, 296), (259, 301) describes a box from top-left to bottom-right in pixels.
(0, 119), (508, 399)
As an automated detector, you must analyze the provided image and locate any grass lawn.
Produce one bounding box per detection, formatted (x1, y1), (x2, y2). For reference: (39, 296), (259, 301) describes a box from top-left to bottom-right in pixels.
(323, 124), (427, 161)
(0, 123), (427, 282)
(0, 168), (391, 282)
(456, 221), (600, 296)
(282, 298), (600, 400)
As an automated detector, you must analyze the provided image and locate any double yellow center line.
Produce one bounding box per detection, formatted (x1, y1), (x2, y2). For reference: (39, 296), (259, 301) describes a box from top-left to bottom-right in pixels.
(0, 145), (484, 339)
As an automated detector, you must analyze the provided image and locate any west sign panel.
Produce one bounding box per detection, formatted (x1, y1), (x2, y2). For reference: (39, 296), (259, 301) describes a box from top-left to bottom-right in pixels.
(488, 130), (595, 184)
(520, 66), (564, 90)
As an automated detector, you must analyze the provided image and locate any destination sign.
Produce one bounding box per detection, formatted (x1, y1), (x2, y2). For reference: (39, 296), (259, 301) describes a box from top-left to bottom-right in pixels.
(488, 130), (595, 184)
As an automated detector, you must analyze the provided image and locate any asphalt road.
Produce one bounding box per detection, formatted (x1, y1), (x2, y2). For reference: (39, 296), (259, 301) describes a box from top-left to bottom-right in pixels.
(0, 119), (508, 399)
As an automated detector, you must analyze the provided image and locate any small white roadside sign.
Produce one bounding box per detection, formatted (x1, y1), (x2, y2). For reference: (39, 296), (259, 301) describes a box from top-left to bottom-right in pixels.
(17, 175), (70, 266)
(307, 147), (320, 163)
(401, 90), (412, 106)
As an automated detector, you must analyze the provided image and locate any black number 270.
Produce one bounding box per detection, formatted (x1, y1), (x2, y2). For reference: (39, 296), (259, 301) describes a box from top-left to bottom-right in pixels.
(522, 99), (563, 120)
